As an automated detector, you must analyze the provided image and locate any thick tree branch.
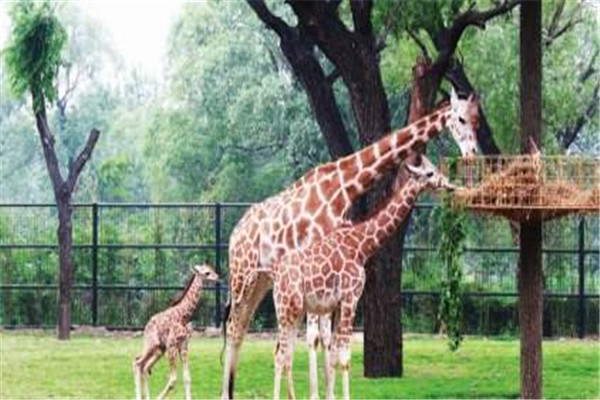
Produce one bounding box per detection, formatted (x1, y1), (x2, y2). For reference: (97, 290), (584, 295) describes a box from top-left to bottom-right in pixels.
(406, 28), (429, 58)
(67, 128), (100, 192)
(350, 0), (373, 37)
(247, 0), (354, 159)
(246, 0), (292, 39)
(31, 90), (66, 196)
(433, 0), (522, 72)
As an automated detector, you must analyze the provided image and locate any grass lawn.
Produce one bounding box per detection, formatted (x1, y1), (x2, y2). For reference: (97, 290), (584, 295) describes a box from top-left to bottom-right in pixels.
(0, 331), (598, 399)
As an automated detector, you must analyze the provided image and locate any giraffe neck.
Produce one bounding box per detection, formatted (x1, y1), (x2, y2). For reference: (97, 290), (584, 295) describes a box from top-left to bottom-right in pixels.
(174, 275), (204, 322)
(332, 104), (450, 214)
(357, 178), (424, 260)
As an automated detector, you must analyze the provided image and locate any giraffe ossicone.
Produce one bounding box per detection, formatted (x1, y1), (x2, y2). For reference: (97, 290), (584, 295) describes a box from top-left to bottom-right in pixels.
(221, 91), (479, 400)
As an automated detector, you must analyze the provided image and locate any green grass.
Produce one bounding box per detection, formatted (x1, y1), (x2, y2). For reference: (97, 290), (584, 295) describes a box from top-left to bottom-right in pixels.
(0, 331), (598, 399)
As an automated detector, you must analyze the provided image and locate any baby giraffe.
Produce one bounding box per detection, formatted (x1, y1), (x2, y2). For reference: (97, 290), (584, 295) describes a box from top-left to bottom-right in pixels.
(271, 155), (455, 400)
(133, 264), (219, 400)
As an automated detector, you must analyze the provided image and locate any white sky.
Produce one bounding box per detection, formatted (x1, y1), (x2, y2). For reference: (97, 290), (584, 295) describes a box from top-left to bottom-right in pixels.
(0, 0), (184, 80)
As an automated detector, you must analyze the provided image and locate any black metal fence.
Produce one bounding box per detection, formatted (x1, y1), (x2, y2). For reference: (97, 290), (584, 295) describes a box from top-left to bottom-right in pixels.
(0, 202), (598, 336)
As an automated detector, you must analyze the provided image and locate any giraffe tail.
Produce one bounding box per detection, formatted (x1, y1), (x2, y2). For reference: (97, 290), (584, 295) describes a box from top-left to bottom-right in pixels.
(220, 297), (232, 367)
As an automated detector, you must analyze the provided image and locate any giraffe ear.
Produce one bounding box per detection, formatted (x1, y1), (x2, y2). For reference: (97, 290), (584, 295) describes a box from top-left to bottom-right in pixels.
(450, 88), (459, 105)
(405, 162), (422, 176)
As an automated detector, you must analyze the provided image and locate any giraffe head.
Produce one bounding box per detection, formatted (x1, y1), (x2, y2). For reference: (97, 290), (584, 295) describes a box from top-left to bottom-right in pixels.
(405, 155), (455, 191)
(448, 89), (480, 157)
(192, 264), (220, 282)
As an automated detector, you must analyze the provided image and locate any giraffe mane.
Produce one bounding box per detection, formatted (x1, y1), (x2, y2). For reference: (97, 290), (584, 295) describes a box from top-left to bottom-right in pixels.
(170, 273), (196, 307)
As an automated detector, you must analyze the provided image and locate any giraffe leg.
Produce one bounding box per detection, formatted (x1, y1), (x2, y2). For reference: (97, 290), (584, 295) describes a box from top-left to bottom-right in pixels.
(133, 358), (143, 400)
(222, 276), (271, 399)
(157, 348), (178, 400)
(319, 314), (333, 400)
(306, 313), (320, 400)
(325, 309), (343, 400)
(134, 345), (160, 400)
(274, 324), (298, 400)
(337, 302), (357, 400)
(181, 341), (192, 400)
(142, 349), (163, 400)
(285, 326), (298, 400)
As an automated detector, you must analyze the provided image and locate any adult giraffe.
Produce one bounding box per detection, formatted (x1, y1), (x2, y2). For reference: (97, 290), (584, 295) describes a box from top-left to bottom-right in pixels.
(221, 90), (479, 399)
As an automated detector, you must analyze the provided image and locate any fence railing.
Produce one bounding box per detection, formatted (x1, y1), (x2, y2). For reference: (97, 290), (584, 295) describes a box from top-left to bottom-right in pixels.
(0, 202), (598, 336)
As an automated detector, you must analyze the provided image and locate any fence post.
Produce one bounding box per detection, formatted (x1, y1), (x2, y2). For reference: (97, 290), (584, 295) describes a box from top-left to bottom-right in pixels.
(215, 203), (222, 328)
(577, 217), (585, 339)
(92, 202), (99, 326)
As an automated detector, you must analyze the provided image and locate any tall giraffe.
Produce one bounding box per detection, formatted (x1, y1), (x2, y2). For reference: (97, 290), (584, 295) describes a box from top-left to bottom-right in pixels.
(221, 90), (479, 399)
(271, 155), (454, 400)
(134, 264), (219, 400)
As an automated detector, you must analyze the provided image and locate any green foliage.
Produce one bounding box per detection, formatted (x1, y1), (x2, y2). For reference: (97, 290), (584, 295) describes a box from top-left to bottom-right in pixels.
(436, 193), (467, 351)
(4, 1), (66, 110)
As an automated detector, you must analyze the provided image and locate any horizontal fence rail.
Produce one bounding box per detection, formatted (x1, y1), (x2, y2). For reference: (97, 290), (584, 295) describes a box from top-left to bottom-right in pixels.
(0, 202), (598, 337)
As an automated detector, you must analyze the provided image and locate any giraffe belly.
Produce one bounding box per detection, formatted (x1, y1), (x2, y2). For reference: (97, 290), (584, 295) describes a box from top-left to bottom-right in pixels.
(304, 291), (340, 315)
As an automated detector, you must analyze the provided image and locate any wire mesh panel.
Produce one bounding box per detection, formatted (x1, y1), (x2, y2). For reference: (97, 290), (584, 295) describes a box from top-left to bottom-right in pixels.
(448, 156), (600, 220)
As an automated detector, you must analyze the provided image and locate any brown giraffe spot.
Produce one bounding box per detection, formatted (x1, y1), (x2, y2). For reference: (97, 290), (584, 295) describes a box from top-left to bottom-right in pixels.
(281, 207), (290, 225)
(357, 171), (374, 189)
(291, 293), (301, 308)
(331, 250), (343, 272)
(359, 147), (376, 167)
(415, 120), (427, 129)
(346, 183), (361, 199)
(291, 201), (302, 218)
(339, 155), (357, 173)
(316, 288), (326, 298)
(325, 274), (336, 289)
(440, 114), (447, 125)
(284, 227), (294, 248)
(428, 113), (439, 123)
(363, 237), (376, 254)
(341, 273), (350, 289)
(426, 126), (437, 138)
(281, 275), (289, 292)
(322, 245), (332, 257)
(318, 162), (337, 175)
(290, 268), (300, 282)
(411, 139), (426, 153)
(319, 177), (337, 198)
(330, 193), (346, 216)
(379, 136), (392, 155)
(342, 307), (352, 318)
(322, 263), (331, 276)
(304, 280), (313, 293)
(353, 284), (363, 297)
(305, 186), (319, 213)
(340, 158), (359, 183)
(396, 132), (412, 148)
(313, 276), (324, 288)
(347, 263), (359, 277)
(312, 264), (320, 275)
(296, 218), (310, 244)
(342, 235), (358, 249)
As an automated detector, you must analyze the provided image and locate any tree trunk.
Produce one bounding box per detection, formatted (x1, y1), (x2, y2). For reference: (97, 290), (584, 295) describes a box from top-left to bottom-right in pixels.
(519, 1), (543, 398)
(57, 199), (73, 340)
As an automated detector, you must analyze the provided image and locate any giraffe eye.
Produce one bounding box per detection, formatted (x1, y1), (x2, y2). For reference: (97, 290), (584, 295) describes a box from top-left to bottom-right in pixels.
(458, 117), (466, 124)
(426, 172), (434, 178)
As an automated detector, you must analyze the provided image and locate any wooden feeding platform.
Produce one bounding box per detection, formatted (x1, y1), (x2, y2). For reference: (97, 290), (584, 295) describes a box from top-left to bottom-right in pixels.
(443, 155), (600, 222)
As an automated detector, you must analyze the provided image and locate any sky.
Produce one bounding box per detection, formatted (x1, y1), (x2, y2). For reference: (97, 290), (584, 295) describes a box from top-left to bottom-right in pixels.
(0, 0), (184, 80)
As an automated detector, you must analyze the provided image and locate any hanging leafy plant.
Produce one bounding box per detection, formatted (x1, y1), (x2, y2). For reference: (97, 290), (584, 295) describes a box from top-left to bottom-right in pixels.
(437, 157), (466, 351)
(4, 1), (66, 111)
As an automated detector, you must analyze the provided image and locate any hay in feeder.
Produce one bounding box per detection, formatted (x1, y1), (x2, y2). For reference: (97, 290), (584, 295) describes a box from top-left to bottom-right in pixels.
(447, 155), (599, 221)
